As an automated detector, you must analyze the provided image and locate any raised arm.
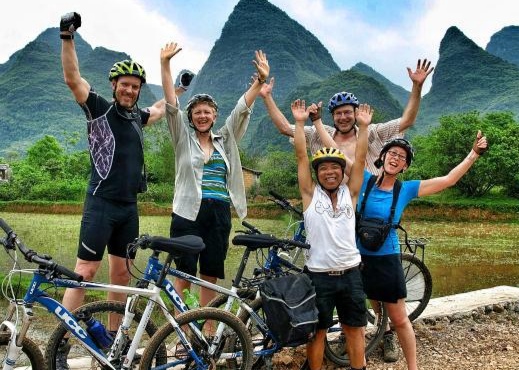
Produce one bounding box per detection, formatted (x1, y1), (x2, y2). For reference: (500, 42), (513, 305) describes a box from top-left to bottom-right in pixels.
(418, 131), (487, 197)
(399, 59), (434, 132)
(244, 50), (270, 108)
(60, 12), (90, 104)
(160, 42), (182, 107)
(292, 99), (314, 210)
(146, 98), (166, 124)
(259, 77), (294, 137)
(348, 104), (374, 207)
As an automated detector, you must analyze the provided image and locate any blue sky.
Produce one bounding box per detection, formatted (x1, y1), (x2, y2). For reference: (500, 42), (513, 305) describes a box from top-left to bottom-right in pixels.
(1, 0), (517, 93)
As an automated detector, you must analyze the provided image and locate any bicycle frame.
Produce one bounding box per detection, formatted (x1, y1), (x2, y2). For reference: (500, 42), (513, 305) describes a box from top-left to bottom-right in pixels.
(0, 224), (228, 370)
(8, 268), (191, 369)
(139, 246), (285, 358)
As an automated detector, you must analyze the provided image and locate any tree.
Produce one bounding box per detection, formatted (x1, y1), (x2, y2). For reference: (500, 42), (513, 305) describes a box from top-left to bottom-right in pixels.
(408, 111), (518, 197)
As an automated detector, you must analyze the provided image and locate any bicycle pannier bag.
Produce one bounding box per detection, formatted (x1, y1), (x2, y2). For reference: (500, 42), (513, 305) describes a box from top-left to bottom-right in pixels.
(259, 273), (318, 347)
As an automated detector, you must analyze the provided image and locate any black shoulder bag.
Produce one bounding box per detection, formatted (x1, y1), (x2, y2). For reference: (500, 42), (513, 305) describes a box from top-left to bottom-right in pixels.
(356, 175), (402, 251)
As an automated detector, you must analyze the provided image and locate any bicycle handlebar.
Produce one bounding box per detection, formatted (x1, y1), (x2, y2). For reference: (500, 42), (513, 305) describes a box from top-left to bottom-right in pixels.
(268, 190), (303, 218)
(0, 218), (84, 282)
(241, 220), (262, 234)
(240, 221), (310, 250)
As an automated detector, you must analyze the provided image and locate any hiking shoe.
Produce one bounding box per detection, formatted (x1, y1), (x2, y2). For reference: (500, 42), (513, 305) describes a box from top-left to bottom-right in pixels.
(56, 340), (71, 370)
(383, 332), (399, 362)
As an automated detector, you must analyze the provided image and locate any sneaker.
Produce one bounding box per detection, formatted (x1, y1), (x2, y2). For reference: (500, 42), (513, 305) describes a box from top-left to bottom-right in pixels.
(56, 340), (71, 370)
(383, 332), (399, 362)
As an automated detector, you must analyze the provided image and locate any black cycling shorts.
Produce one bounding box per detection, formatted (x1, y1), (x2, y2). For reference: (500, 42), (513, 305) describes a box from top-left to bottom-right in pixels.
(77, 194), (139, 261)
(170, 198), (231, 279)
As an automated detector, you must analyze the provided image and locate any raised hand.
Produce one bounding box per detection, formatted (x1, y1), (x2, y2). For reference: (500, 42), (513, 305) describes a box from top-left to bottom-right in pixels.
(161, 42), (182, 63)
(291, 99), (309, 123)
(252, 50), (270, 83)
(259, 76), (274, 98)
(407, 59), (434, 86)
(308, 101), (322, 122)
(472, 130), (488, 155)
(355, 103), (374, 127)
(60, 12), (81, 33)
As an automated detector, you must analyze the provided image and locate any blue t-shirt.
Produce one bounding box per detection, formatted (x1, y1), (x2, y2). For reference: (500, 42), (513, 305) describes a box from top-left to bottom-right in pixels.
(356, 170), (420, 255)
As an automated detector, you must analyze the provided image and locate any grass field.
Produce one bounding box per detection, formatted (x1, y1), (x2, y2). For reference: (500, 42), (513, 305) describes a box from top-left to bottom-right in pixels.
(1, 212), (518, 301)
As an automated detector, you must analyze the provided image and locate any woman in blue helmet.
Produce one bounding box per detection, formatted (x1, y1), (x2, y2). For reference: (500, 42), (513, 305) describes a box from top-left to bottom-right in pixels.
(356, 133), (488, 370)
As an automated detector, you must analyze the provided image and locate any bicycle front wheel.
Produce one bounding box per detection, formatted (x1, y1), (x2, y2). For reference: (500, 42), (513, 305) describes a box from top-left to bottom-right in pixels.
(140, 307), (253, 370)
(324, 300), (388, 366)
(401, 253), (433, 321)
(45, 300), (164, 370)
(0, 331), (45, 370)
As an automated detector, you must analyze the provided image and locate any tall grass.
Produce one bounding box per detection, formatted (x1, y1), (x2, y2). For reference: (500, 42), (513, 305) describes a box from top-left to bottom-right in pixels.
(1, 213), (518, 300)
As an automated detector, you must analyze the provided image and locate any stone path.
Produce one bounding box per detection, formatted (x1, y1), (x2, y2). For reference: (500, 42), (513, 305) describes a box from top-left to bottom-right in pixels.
(420, 285), (519, 319)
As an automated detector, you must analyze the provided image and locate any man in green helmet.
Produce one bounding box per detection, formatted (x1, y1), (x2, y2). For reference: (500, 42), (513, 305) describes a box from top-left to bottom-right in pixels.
(55, 12), (192, 369)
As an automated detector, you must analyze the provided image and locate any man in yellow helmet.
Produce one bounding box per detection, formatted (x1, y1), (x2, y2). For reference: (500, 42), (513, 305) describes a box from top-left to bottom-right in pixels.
(292, 98), (373, 370)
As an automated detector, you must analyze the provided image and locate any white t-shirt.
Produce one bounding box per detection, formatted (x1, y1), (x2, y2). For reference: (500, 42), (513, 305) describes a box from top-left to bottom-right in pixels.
(304, 184), (361, 272)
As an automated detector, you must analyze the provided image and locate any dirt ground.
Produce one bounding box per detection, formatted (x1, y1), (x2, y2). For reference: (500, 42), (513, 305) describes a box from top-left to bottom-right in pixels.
(272, 301), (519, 370)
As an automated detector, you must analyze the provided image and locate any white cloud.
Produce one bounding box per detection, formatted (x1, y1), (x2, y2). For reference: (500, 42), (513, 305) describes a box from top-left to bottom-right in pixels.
(1, 0), (517, 92)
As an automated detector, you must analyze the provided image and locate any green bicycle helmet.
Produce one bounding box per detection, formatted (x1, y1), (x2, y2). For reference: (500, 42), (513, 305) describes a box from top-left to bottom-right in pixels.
(108, 59), (146, 83)
(311, 147), (347, 171)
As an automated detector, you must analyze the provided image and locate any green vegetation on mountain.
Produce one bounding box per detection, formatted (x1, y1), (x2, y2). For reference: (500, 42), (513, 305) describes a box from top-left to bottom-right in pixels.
(0, 28), (158, 157)
(486, 26), (519, 67)
(417, 26), (519, 134)
(0, 0), (518, 160)
(351, 62), (410, 108)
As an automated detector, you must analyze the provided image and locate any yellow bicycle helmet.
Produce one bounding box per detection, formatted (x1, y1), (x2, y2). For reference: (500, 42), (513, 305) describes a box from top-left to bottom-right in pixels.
(311, 147), (347, 171)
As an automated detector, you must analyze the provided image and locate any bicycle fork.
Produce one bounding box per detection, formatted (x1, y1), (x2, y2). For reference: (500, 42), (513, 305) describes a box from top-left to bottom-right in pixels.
(1, 303), (34, 370)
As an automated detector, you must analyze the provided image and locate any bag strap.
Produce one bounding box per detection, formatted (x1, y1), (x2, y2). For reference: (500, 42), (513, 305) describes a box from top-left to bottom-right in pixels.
(129, 116), (147, 178)
(358, 175), (402, 227)
(358, 175), (377, 216)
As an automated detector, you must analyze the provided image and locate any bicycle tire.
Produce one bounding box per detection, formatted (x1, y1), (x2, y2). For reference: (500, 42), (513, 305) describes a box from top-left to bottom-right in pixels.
(401, 253), (433, 321)
(236, 297), (275, 369)
(0, 331), (45, 370)
(140, 307), (254, 370)
(323, 300), (389, 367)
(206, 289), (258, 313)
(45, 300), (165, 370)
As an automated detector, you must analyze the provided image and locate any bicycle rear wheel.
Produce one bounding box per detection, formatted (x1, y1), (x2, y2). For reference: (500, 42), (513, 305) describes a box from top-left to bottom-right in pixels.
(401, 253), (433, 321)
(140, 307), (253, 370)
(45, 300), (165, 370)
(0, 331), (45, 370)
(323, 299), (388, 366)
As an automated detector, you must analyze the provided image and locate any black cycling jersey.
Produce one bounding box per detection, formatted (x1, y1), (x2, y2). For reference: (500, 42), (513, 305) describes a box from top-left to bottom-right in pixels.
(80, 89), (150, 202)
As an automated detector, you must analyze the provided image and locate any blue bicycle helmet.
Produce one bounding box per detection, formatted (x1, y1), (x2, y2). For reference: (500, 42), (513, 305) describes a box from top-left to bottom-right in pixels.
(328, 91), (359, 113)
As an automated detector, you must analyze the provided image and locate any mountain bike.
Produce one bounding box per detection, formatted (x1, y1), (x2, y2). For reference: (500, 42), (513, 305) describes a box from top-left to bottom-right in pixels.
(0, 218), (253, 370)
(124, 229), (309, 369)
(207, 215), (388, 369)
